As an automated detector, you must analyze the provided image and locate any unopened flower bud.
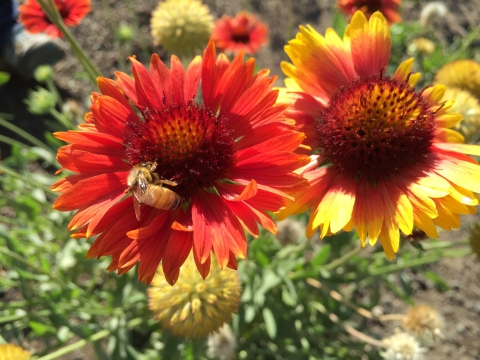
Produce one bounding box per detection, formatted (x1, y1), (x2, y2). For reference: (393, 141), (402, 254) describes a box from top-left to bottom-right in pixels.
(34, 65), (54, 83)
(25, 87), (56, 115)
(117, 24), (134, 42)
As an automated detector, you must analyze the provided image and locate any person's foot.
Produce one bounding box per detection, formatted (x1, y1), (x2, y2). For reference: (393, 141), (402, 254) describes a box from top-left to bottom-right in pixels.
(1, 24), (66, 79)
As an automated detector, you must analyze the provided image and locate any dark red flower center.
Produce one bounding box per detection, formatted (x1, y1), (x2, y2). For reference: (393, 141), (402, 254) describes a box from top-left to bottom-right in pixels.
(353, 0), (383, 14)
(317, 74), (437, 181)
(231, 26), (250, 44)
(55, 1), (71, 19)
(125, 101), (234, 199)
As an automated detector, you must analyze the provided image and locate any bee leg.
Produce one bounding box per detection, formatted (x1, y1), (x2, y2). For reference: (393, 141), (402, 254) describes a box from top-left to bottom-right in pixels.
(157, 179), (178, 187)
(148, 162), (158, 172)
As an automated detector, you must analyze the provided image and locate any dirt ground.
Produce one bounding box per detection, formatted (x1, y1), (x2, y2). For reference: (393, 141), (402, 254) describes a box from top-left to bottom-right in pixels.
(1, 0), (480, 359)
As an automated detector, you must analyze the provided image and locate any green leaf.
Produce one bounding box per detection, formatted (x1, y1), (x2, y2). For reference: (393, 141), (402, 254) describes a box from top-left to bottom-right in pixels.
(244, 305), (256, 323)
(311, 244), (331, 266)
(331, 11), (347, 37)
(262, 307), (277, 339)
(424, 271), (450, 292)
(0, 72), (10, 86)
(29, 321), (56, 336)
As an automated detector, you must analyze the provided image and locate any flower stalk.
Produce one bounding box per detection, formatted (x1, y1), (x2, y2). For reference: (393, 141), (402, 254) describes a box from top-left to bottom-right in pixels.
(36, 0), (101, 86)
(33, 318), (142, 360)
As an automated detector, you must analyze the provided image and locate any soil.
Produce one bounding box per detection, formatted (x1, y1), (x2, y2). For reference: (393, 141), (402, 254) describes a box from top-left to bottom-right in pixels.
(1, 0), (480, 359)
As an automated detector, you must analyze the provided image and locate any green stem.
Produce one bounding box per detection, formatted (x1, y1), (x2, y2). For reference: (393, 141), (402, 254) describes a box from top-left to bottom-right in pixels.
(420, 238), (468, 250)
(285, 0), (293, 41)
(0, 247), (102, 309)
(0, 215), (16, 224)
(124, 0), (150, 61)
(0, 134), (28, 149)
(46, 79), (64, 109)
(448, 22), (480, 62)
(368, 248), (472, 276)
(310, 301), (384, 348)
(0, 117), (53, 155)
(0, 165), (56, 194)
(100, 0), (127, 71)
(34, 330), (109, 360)
(37, 0), (101, 86)
(288, 245), (362, 281)
(50, 108), (73, 129)
(33, 318), (143, 360)
(0, 310), (52, 325)
(323, 246), (363, 271)
(0, 113), (14, 120)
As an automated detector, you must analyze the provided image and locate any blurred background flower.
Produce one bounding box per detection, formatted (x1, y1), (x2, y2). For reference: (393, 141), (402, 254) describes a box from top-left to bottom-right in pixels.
(435, 60), (480, 101)
(148, 253), (241, 339)
(403, 305), (443, 343)
(18, 0), (92, 38)
(419, 1), (447, 27)
(380, 330), (426, 360)
(337, 0), (402, 24)
(211, 11), (268, 55)
(441, 87), (480, 143)
(150, 0), (213, 58)
(0, 344), (31, 360)
(409, 37), (436, 56)
(207, 323), (236, 360)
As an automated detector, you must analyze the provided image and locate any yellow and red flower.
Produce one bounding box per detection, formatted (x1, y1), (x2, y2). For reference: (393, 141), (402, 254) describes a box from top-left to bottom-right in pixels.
(211, 11), (268, 55)
(19, 0), (91, 38)
(278, 11), (480, 259)
(337, 0), (401, 24)
(52, 41), (309, 284)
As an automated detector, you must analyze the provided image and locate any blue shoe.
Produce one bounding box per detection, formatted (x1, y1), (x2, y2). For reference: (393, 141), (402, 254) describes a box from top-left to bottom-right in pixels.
(1, 24), (66, 79)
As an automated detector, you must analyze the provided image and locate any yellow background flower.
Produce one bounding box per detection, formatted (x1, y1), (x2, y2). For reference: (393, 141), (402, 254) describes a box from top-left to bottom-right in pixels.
(148, 253), (241, 338)
(150, 0), (213, 57)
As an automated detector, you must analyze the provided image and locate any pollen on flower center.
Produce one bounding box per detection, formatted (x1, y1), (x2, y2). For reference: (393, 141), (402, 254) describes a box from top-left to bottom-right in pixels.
(125, 101), (234, 199)
(317, 75), (437, 180)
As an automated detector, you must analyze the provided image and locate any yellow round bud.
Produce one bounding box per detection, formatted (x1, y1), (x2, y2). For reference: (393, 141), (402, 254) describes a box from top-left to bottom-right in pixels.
(411, 37), (436, 55)
(150, 0), (213, 58)
(148, 253), (241, 339)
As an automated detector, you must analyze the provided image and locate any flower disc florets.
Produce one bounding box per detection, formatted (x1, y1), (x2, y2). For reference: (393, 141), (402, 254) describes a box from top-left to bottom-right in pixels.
(318, 74), (436, 181)
(125, 101), (234, 199)
(148, 254), (241, 339)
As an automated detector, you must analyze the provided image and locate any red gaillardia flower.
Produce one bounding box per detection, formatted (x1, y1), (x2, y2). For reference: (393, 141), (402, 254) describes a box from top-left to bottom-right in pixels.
(277, 11), (480, 259)
(19, 0), (91, 38)
(211, 11), (268, 55)
(52, 41), (309, 284)
(337, 0), (401, 24)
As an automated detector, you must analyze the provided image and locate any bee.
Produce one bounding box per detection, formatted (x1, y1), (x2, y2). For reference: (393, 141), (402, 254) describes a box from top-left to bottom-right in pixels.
(126, 162), (182, 220)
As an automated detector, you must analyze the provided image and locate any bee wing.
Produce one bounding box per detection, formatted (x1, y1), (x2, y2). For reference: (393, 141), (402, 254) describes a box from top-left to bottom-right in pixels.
(131, 172), (151, 221)
(132, 194), (142, 221)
